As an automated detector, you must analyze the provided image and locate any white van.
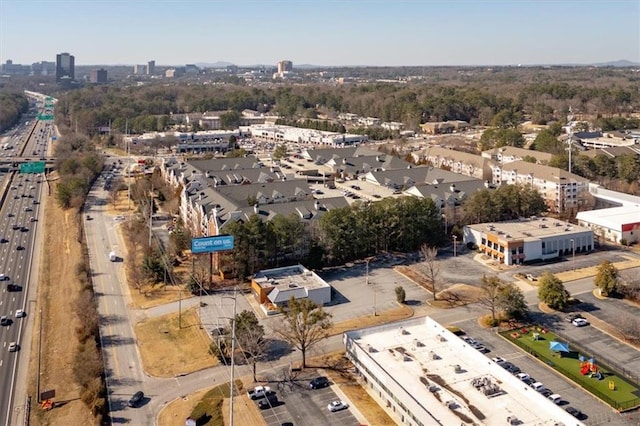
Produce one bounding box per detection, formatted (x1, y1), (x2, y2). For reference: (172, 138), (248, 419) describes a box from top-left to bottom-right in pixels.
(531, 382), (545, 392)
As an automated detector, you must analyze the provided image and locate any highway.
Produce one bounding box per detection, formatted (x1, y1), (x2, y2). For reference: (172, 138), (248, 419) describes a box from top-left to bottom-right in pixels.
(0, 101), (51, 426)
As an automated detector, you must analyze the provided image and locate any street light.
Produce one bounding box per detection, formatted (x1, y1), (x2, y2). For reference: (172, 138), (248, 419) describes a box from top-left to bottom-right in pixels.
(453, 235), (457, 258)
(570, 239), (575, 271)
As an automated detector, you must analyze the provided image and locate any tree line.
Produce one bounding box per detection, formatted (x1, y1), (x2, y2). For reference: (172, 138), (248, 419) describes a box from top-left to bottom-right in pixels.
(51, 67), (640, 137)
(0, 92), (29, 132)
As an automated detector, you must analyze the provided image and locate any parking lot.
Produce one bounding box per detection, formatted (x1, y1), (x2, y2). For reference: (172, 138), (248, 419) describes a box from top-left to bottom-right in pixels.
(256, 370), (360, 426)
(452, 316), (640, 426)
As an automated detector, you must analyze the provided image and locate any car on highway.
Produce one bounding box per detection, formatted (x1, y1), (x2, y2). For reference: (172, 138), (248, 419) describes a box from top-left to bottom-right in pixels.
(7, 212), (14, 217)
(327, 400), (349, 412)
(8, 342), (19, 352)
(12, 224), (20, 230)
(7, 284), (22, 292)
(310, 376), (330, 389)
(15, 309), (26, 318)
(572, 318), (589, 327)
(0, 238), (8, 243)
(16, 245), (25, 251)
(0, 316), (10, 326)
(0, 274), (7, 281)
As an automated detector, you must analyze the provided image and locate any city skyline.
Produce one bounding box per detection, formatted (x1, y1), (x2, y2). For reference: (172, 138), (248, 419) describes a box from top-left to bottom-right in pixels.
(0, 0), (638, 67)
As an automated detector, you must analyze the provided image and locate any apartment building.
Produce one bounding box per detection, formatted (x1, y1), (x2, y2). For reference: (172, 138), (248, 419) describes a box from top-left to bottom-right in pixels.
(492, 160), (590, 214)
(481, 146), (553, 165)
(413, 146), (494, 181)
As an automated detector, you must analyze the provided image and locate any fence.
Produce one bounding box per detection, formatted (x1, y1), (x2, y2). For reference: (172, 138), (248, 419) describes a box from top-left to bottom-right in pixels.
(504, 331), (640, 412)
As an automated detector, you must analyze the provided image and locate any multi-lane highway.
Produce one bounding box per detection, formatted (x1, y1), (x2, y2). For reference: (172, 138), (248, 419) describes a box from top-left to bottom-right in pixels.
(0, 100), (51, 426)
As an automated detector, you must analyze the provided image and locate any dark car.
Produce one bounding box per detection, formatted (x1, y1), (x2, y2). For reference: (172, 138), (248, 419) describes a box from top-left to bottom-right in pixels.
(258, 394), (279, 409)
(128, 391), (144, 407)
(309, 376), (330, 389)
(565, 406), (582, 418)
(7, 284), (22, 292)
(16, 245), (25, 251)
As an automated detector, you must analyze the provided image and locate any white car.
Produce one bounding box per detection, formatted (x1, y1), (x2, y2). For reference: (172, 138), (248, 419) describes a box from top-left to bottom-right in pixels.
(491, 356), (506, 365)
(516, 373), (530, 382)
(548, 394), (563, 405)
(327, 400), (349, 412)
(15, 309), (26, 318)
(572, 318), (589, 327)
(8, 342), (19, 352)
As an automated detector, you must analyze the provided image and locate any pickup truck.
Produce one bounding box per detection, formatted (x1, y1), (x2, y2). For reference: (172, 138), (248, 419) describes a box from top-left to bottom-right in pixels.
(246, 386), (274, 400)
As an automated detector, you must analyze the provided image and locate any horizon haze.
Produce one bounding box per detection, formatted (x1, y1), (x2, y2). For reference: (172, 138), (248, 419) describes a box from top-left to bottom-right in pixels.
(1, 0), (638, 67)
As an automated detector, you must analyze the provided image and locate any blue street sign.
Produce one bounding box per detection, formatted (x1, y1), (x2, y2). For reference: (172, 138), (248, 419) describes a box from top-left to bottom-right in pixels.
(191, 235), (234, 254)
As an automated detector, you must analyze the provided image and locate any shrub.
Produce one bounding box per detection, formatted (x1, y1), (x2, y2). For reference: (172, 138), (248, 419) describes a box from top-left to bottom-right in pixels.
(395, 286), (406, 304)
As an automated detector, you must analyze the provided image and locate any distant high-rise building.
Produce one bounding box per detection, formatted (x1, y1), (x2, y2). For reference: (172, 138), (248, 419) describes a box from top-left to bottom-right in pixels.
(133, 64), (147, 75)
(90, 68), (108, 84)
(32, 61), (56, 76)
(277, 60), (293, 74)
(56, 52), (75, 81)
(147, 60), (156, 75)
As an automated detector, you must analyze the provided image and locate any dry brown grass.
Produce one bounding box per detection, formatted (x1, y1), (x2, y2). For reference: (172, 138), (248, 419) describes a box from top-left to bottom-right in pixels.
(329, 304), (414, 336)
(319, 352), (396, 426)
(157, 377), (265, 426)
(135, 307), (217, 377)
(429, 284), (484, 309)
(28, 177), (96, 425)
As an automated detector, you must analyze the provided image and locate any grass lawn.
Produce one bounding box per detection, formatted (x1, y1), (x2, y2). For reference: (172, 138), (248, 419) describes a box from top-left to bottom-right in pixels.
(500, 326), (640, 411)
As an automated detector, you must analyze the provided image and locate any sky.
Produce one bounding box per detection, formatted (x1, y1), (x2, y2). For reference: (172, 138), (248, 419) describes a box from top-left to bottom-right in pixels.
(0, 0), (638, 67)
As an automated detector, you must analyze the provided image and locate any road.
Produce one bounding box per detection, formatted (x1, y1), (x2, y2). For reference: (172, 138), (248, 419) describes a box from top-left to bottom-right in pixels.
(0, 103), (49, 426)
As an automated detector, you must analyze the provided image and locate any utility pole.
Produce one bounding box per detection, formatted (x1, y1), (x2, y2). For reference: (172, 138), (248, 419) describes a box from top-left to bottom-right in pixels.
(148, 183), (153, 248)
(228, 288), (238, 426)
(126, 119), (131, 211)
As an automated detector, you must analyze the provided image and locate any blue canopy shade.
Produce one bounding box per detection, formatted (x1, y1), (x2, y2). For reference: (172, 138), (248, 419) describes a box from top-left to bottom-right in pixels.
(549, 341), (570, 352)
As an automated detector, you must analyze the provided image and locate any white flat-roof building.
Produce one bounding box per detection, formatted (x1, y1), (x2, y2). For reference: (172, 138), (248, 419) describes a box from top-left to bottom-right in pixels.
(251, 265), (331, 314)
(576, 206), (640, 244)
(464, 217), (594, 265)
(344, 317), (583, 426)
(250, 124), (368, 146)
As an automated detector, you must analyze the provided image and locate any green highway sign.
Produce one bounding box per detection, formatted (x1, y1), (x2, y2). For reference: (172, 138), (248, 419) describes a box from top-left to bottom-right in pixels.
(38, 114), (54, 121)
(20, 162), (46, 174)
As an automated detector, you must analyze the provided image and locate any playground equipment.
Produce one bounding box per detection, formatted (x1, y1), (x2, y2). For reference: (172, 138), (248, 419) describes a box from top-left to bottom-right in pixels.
(609, 380), (616, 391)
(580, 359), (603, 380)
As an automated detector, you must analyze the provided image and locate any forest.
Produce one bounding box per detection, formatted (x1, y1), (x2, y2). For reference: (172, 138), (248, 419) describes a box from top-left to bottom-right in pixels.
(0, 92), (29, 132)
(46, 66), (639, 137)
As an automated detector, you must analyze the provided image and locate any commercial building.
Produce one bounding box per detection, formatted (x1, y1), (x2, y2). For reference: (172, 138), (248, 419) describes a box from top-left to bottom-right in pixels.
(90, 68), (108, 84)
(464, 217), (594, 265)
(133, 64), (147, 75)
(147, 60), (156, 75)
(56, 52), (75, 81)
(420, 120), (470, 134)
(1, 60), (31, 75)
(250, 124), (367, 147)
(576, 205), (640, 245)
(251, 264), (331, 314)
(344, 317), (583, 426)
(277, 60), (293, 74)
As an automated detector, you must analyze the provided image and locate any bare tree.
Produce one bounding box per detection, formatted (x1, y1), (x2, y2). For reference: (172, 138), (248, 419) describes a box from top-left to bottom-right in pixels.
(614, 313), (640, 344)
(276, 297), (332, 368)
(478, 275), (505, 326)
(127, 256), (146, 294)
(420, 244), (441, 300)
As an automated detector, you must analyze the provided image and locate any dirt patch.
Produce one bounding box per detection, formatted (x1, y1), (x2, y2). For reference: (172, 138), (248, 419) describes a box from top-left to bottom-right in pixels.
(429, 283), (484, 309)
(319, 352), (396, 425)
(28, 178), (96, 425)
(135, 307), (217, 377)
(157, 387), (210, 426)
(329, 304), (414, 336)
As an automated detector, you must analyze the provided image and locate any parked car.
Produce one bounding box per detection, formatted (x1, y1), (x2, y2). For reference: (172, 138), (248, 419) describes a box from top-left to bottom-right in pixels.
(128, 391), (144, 407)
(516, 373), (530, 382)
(310, 376), (330, 389)
(526, 274), (537, 281)
(530, 382), (546, 392)
(566, 313), (584, 323)
(572, 318), (589, 327)
(327, 400), (349, 412)
(258, 394), (279, 409)
(565, 406), (583, 418)
(491, 357), (506, 365)
(548, 394), (563, 404)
